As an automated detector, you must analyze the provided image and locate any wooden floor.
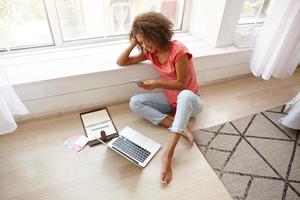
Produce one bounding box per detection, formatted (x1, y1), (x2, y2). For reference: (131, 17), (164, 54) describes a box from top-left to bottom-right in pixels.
(0, 68), (299, 200)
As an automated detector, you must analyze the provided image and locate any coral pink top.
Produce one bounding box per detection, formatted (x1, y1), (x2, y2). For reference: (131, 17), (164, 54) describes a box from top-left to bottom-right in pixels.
(144, 40), (199, 109)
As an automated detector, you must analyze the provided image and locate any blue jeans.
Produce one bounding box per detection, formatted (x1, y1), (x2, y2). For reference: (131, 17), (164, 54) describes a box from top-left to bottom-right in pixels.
(129, 90), (203, 134)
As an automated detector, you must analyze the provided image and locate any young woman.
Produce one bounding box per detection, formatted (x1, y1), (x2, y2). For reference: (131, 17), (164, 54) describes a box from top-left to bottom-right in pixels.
(116, 12), (203, 184)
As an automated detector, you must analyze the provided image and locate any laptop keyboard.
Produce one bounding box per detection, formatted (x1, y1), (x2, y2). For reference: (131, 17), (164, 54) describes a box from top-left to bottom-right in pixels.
(112, 136), (151, 163)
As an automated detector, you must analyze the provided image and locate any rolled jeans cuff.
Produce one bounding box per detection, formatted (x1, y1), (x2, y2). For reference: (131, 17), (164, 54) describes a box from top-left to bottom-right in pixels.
(152, 114), (168, 125)
(168, 127), (184, 134)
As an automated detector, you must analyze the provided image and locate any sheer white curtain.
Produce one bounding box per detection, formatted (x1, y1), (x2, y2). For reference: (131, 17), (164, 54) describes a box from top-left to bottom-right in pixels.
(250, 0), (300, 80)
(0, 68), (29, 135)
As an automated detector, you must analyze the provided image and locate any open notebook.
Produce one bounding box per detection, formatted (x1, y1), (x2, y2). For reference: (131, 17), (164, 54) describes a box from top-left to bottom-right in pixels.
(80, 108), (118, 146)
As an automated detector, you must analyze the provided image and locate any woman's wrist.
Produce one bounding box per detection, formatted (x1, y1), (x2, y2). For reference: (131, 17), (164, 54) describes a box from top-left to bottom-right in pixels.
(155, 80), (163, 88)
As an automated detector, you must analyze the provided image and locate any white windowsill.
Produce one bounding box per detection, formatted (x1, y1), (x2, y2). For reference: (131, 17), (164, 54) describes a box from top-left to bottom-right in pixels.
(0, 33), (253, 118)
(0, 33), (251, 86)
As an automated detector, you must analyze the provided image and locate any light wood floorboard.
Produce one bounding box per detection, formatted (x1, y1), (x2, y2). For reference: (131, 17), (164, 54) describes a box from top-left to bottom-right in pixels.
(0, 68), (299, 200)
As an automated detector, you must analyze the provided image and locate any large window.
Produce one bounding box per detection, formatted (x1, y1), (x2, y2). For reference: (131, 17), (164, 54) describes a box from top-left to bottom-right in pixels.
(234, 0), (273, 48)
(0, 0), (186, 52)
(239, 0), (272, 24)
(0, 0), (53, 51)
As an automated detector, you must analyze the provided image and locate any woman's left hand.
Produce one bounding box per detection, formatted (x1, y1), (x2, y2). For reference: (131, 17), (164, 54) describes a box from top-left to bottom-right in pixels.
(138, 80), (160, 90)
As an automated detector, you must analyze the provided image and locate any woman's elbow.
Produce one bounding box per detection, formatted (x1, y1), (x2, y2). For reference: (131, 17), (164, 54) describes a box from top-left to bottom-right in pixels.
(116, 60), (127, 66)
(176, 81), (186, 90)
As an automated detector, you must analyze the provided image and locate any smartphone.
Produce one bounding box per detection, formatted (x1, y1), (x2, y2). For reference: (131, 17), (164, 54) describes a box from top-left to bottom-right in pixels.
(131, 80), (143, 85)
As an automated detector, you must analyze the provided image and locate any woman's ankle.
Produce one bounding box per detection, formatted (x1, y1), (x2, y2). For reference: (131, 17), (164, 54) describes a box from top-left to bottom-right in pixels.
(160, 116), (173, 128)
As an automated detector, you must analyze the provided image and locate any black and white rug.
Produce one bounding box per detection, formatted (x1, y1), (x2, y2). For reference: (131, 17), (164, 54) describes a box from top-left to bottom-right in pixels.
(193, 106), (300, 200)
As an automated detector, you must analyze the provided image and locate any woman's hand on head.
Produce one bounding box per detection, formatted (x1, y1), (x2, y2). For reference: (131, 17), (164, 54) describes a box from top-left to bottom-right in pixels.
(130, 37), (138, 46)
(138, 80), (160, 90)
(129, 31), (138, 46)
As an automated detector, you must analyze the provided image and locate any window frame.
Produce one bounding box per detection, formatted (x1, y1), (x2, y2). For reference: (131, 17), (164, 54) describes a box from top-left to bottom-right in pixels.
(238, 0), (271, 25)
(1, 0), (189, 54)
(238, 18), (266, 25)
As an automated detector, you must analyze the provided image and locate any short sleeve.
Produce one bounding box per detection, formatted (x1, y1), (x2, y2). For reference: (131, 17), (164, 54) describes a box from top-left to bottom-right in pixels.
(172, 42), (193, 63)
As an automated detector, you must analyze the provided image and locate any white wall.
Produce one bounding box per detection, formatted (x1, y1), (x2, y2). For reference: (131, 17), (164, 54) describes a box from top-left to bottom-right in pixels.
(189, 0), (245, 47)
(216, 0), (246, 47)
(189, 0), (226, 45)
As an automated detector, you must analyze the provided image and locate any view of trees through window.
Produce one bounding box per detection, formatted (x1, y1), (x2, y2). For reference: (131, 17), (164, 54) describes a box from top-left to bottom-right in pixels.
(0, 0), (186, 51)
(239, 0), (272, 24)
(0, 0), (52, 51)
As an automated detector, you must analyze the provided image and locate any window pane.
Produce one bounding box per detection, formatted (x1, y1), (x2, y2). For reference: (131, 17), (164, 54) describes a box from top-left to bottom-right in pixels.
(239, 0), (272, 24)
(0, 0), (53, 50)
(55, 0), (185, 41)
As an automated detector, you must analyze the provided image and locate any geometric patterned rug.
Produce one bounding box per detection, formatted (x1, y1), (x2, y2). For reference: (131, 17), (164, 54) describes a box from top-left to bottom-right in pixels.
(193, 106), (300, 200)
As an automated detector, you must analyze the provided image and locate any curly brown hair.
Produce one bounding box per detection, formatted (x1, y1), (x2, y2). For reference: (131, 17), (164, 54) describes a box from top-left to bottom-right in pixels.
(130, 12), (174, 52)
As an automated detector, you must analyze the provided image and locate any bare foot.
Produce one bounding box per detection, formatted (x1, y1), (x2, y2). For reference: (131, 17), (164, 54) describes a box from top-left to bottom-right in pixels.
(161, 152), (173, 184)
(183, 128), (195, 144)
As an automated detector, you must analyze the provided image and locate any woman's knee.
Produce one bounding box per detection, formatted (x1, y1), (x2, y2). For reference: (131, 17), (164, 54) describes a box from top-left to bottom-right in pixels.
(177, 90), (203, 116)
(177, 90), (195, 103)
(129, 95), (143, 112)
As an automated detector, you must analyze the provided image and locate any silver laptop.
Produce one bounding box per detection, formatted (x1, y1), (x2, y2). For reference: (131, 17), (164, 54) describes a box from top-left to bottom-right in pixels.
(95, 126), (161, 168)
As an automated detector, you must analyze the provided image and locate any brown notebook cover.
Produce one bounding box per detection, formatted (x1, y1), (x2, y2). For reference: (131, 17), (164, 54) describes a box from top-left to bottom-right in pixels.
(80, 108), (118, 146)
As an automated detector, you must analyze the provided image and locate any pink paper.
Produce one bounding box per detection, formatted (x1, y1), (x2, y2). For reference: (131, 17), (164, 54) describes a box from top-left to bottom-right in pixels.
(64, 135), (84, 152)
